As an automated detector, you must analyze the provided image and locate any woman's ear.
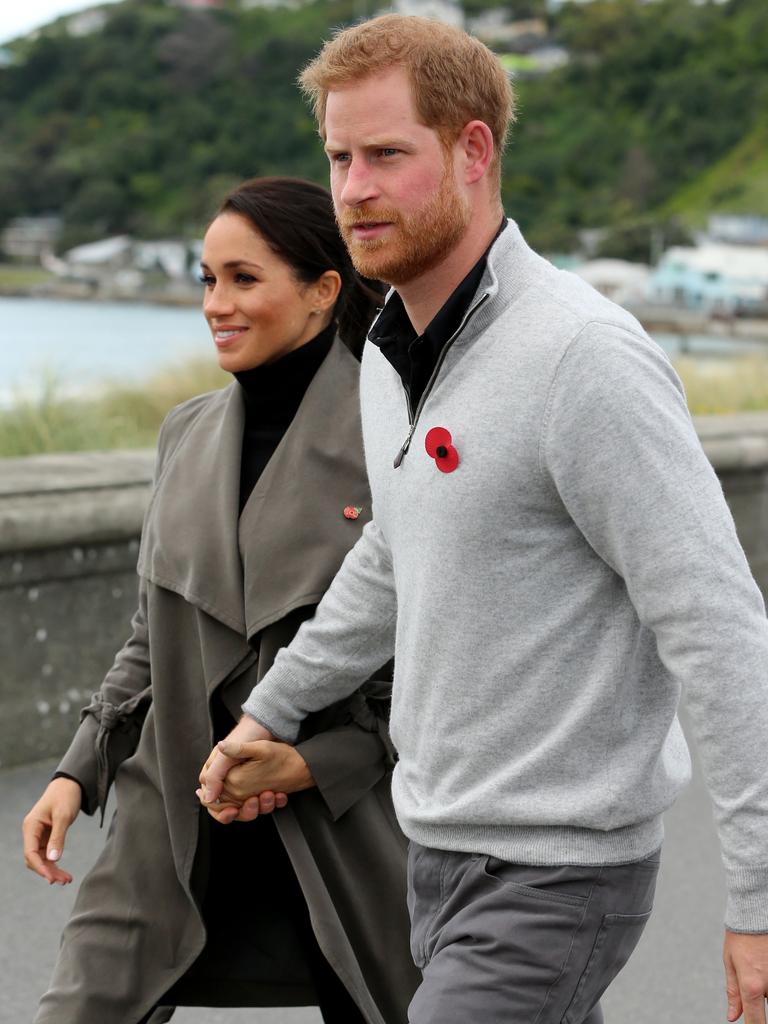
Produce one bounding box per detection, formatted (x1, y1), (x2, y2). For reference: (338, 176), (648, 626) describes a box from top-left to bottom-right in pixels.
(312, 270), (342, 313)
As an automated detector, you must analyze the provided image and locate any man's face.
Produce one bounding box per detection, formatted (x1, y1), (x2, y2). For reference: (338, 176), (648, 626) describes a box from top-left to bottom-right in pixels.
(324, 66), (471, 286)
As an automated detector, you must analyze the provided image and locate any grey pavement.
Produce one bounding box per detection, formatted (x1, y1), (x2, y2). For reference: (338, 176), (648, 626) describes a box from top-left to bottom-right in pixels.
(2, 732), (728, 1024)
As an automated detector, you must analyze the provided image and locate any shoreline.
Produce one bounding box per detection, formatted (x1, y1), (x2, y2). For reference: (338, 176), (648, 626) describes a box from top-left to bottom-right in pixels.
(3, 282), (768, 342)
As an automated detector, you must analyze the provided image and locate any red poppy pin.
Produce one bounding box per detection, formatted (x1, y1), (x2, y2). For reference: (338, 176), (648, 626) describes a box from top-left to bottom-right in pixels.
(343, 505), (363, 520)
(425, 426), (459, 473)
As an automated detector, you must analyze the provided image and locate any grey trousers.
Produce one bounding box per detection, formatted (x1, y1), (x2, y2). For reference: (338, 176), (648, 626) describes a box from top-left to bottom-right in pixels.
(406, 842), (660, 1024)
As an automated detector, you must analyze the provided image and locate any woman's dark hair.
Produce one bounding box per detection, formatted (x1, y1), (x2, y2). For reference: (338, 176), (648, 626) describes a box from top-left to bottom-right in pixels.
(216, 176), (384, 358)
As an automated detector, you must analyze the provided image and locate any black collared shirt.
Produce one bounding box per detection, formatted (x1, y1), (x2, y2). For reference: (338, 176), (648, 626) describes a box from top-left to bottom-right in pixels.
(368, 219), (507, 413)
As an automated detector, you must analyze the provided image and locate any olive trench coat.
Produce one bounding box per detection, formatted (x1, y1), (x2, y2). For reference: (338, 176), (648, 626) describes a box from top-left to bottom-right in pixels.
(35, 339), (419, 1024)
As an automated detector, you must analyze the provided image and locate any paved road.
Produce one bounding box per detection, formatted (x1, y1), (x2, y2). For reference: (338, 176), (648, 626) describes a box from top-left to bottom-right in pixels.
(2, 734), (728, 1024)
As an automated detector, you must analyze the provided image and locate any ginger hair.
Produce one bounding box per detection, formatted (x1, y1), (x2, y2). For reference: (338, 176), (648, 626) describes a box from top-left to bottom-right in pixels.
(299, 14), (515, 182)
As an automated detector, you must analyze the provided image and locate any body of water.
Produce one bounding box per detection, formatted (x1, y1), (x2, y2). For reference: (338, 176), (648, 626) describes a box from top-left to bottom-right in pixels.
(1, 296), (211, 405)
(2, 296), (766, 406)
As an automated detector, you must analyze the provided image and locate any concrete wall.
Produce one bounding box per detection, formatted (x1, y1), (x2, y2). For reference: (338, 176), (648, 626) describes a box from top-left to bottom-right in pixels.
(0, 451), (153, 769)
(2, 416), (768, 770)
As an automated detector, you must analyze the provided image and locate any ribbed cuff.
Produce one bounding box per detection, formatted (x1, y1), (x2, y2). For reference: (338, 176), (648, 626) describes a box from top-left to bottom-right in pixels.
(242, 666), (305, 743)
(725, 865), (768, 933)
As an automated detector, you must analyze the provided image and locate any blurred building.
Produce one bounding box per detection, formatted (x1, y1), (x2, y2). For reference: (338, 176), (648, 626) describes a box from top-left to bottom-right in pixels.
(572, 258), (651, 306)
(388, 0), (465, 27)
(706, 215), (768, 247)
(468, 12), (548, 48)
(648, 244), (768, 317)
(42, 235), (198, 298)
(1, 216), (62, 263)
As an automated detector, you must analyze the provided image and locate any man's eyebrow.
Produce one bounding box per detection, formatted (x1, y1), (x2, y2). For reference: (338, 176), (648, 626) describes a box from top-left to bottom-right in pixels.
(324, 137), (413, 153)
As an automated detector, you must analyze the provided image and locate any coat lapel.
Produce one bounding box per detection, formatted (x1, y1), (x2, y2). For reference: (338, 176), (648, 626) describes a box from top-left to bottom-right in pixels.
(137, 337), (371, 644)
(138, 381), (248, 634)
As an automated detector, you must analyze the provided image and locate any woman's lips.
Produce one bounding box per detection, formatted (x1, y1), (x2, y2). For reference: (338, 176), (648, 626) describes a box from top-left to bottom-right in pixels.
(214, 327), (247, 348)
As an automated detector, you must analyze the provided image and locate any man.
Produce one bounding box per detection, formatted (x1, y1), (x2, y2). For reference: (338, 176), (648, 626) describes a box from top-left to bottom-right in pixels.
(201, 15), (768, 1023)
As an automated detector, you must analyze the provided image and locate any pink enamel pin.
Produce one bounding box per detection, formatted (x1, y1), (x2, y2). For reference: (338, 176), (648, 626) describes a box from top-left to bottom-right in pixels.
(343, 505), (363, 520)
(425, 426), (459, 474)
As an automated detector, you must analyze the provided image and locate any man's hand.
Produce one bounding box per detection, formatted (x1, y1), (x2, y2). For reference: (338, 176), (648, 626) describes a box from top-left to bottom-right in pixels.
(22, 778), (82, 884)
(198, 715), (275, 805)
(201, 740), (315, 823)
(724, 930), (768, 1022)
(221, 740), (314, 801)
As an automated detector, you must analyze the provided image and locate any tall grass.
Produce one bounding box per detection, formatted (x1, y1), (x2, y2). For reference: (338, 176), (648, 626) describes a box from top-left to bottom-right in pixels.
(674, 355), (768, 416)
(0, 359), (228, 456)
(1, 353), (767, 458)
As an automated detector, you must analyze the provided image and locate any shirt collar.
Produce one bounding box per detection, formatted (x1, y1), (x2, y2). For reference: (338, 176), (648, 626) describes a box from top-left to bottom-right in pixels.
(369, 217), (508, 352)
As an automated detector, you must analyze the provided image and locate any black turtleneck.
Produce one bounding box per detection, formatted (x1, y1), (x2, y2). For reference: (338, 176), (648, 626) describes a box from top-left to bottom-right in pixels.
(234, 323), (335, 513)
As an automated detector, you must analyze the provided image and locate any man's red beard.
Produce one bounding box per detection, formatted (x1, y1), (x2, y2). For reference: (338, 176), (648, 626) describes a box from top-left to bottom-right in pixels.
(337, 163), (471, 286)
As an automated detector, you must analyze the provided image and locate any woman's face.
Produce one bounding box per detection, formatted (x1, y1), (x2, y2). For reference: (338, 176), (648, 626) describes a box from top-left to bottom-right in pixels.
(201, 212), (327, 373)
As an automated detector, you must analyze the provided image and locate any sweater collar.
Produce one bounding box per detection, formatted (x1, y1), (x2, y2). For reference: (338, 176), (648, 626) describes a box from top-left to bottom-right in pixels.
(462, 219), (553, 342)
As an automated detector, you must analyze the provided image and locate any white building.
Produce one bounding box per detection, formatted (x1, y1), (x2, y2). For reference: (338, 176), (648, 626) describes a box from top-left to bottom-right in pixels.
(707, 215), (768, 247)
(468, 13), (548, 49)
(1, 216), (62, 263)
(389, 0), (464, 28)
(572, 258), (651, 306)
(648, 243), (768, 316)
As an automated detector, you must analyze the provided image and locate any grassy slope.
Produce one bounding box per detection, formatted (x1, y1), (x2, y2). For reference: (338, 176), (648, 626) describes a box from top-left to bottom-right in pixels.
(662, 120), (768, 225)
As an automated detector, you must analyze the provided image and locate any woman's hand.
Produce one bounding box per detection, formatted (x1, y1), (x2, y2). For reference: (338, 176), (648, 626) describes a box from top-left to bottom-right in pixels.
(22, 778), (82, 884)
(200, 740), (315, 824)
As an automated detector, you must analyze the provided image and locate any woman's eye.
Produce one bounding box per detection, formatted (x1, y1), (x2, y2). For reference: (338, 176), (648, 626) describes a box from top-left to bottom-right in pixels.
(199, 274), (214, 286)
(235, 273), (256, 284)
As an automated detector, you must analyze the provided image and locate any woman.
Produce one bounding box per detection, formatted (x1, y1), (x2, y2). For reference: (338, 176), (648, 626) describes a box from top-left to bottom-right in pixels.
(22, 177), (419, 1024)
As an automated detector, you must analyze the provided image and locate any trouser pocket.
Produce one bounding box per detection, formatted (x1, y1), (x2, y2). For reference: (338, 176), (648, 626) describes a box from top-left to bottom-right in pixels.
(564, 909), (652, 1023)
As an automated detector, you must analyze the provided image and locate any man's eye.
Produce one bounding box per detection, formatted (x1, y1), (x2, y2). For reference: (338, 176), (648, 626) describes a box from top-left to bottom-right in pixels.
(380, 148), (398, 157)
(331, 152), (351, 164)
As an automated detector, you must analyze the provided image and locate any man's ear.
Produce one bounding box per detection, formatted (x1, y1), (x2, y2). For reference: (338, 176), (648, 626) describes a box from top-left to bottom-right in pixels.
(458, 120), (495, 185)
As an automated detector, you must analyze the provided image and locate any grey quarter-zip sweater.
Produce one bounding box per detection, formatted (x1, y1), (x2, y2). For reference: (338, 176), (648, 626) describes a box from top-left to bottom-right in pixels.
(244, 220), (768, 932)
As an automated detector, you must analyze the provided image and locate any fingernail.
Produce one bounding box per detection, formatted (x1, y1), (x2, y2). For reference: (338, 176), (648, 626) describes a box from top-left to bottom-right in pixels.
(48, 848), (60, 861)
(202, 788), (212, 803)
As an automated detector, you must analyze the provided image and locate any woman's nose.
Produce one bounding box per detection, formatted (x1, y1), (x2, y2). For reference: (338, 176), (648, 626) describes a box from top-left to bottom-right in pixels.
(203, 282), (236, 318)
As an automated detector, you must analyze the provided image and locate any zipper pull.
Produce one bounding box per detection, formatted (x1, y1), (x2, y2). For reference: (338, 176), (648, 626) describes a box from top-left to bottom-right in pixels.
(393, 424), (416, 468)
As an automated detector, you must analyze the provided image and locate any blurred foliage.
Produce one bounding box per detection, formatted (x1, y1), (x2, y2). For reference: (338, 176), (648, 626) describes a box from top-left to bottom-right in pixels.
(2, 349), (764, 458)
(674, 355), (768, 415)
(0, 0), (766, 254)
(0, 263), (55, 290)
(0, 359), (228, 456)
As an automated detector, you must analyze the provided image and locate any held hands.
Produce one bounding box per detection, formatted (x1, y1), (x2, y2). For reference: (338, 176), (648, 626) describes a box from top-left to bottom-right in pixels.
(197, 716), (314, 824)
(22, 777), (82, 884)
(725, 931), (768, 1023)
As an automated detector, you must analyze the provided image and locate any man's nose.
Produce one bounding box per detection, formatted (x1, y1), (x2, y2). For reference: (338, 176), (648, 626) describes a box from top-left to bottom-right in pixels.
(339, 157), (379, 207)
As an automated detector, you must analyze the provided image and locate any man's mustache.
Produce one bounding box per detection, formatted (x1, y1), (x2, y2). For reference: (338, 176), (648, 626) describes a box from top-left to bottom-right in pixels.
(337, 206), (402, 230)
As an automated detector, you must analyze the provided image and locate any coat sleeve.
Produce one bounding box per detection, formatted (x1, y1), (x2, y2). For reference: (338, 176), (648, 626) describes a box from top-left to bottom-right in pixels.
(542, 322), (768, 932)
(53, 407), (187, 820)
(55, 578), (152, 820)
(295, 676), (395, 821)
(243, 518), (398, 743)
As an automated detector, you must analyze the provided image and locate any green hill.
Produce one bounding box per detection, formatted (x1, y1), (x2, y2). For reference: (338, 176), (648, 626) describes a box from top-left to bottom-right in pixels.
(0, 0), (766, 255)
(662, 120), (768, 225)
